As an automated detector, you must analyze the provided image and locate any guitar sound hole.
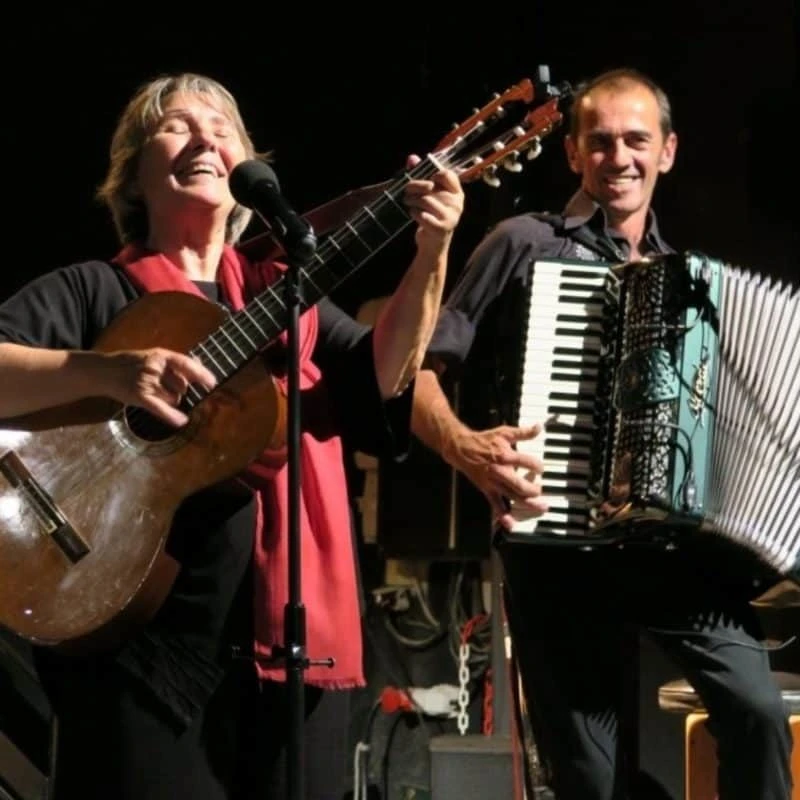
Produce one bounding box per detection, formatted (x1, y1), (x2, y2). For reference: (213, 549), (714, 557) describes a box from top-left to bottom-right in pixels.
(124, 407), (181, 443)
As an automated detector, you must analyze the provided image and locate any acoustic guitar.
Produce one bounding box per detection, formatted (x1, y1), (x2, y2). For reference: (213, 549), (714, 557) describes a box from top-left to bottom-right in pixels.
(0, 76), (569, 651)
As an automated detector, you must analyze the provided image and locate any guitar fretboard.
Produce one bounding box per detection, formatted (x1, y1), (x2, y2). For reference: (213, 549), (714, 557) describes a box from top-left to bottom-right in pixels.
(182, 169), (422, 408)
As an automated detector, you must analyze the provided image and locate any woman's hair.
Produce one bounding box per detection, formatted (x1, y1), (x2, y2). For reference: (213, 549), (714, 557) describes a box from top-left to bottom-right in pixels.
(97, 72), (265, 245)
(569, 67), (674, 139)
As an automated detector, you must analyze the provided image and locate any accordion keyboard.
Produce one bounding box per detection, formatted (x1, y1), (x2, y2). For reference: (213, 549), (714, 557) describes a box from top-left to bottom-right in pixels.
(510, 260), (612, 537)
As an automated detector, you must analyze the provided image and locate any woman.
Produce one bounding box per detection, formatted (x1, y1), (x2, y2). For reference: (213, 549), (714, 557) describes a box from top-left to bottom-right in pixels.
(0, 72), (463, 799)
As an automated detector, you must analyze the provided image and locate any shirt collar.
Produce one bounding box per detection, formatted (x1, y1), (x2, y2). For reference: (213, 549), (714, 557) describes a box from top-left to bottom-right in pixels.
(561, 189), (672, 254)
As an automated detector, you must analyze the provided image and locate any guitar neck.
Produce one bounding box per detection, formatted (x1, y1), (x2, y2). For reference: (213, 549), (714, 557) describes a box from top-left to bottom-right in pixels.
(182, 164), (424, 404)
(177, 79), (572, 409)
(244, 165), (417, 342)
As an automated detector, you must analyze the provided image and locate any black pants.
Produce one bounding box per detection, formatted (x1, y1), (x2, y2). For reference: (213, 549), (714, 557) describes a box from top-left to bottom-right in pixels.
(499, 535), (794, 800)
(37, 655), (351, 800)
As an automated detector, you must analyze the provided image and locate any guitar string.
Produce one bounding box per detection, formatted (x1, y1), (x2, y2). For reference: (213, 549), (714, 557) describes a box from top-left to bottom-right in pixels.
(56, 107), (556, 512)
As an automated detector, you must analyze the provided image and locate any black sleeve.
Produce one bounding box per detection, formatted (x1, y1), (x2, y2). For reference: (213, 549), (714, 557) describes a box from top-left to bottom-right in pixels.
(313, 296), (412, 461)
(425, 214), (555, 370)
(0, 261), (136, 349)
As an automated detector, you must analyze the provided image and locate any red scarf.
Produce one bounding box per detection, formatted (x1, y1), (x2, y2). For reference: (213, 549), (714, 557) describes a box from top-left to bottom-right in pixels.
(113, 244), (364, 688)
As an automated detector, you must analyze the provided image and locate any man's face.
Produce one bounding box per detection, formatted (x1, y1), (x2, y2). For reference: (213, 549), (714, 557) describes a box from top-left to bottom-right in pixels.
(565, 84), (677, 227)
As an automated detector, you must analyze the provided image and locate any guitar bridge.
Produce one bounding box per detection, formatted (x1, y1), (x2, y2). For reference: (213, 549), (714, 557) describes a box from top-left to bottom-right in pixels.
(0, 450), (89, 563)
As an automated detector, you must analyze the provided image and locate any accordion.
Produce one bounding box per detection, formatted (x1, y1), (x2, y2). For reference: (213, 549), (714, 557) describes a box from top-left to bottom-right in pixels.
(505, 252), (800, 583)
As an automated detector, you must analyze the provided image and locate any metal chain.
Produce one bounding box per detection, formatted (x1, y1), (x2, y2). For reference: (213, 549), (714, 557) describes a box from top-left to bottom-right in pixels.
(482, 667), (494, 735)
(457, 641), (470, 734)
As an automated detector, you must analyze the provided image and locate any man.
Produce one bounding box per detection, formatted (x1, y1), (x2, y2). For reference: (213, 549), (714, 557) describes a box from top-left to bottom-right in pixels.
(411, 68), (792, 799)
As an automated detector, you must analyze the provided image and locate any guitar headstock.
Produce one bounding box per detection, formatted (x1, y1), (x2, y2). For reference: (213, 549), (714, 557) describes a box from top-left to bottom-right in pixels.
(241, 72), (572, 260)
(432, 75), (572, 188)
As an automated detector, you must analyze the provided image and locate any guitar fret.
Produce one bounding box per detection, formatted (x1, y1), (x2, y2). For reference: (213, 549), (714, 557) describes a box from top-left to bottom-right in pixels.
(239, 307), (268, 338)
(360, 205), (407, 249)
(218, 325), (250, 360)
(263, 285), (288, 312)
(364, 206), (389, 234)
(344, 221), (375, 260)
(326, 234), (357, 267)
(228, 315), (259, 350)
(185, 384), (203, 406)
(308, 255), (346, 290)
(251, 295), (281, 330)
(381, 189), (405, 214)
(195, 342), (228, 379)
(207, 335), (238, 370)
(300, 267), (324, 297)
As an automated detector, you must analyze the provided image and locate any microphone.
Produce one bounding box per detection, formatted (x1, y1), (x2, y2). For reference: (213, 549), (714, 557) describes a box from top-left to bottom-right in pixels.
(229, 160), (317, 262)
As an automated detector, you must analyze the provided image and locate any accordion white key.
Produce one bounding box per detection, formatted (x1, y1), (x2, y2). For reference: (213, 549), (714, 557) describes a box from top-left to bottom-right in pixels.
(506, 252), (800, 582)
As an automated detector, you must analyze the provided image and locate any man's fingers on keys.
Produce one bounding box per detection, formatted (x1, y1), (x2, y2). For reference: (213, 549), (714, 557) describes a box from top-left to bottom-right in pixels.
(502, 423), (542, 444)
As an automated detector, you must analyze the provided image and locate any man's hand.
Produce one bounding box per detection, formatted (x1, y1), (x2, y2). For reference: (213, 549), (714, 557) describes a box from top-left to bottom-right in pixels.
(442, 422), (548, 530)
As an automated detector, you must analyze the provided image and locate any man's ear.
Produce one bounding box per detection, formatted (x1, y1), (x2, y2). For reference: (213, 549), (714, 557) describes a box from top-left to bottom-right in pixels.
(659, 131), (678, 174)
(564, 135), (582, 175)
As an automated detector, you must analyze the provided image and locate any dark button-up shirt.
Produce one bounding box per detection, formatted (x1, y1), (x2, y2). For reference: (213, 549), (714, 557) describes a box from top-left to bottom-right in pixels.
(427, 190), (674, 368)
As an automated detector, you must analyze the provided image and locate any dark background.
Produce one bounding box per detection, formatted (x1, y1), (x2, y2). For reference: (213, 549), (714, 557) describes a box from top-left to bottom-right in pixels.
(0, 4), (797, 799)
(3, 3), (797, 302)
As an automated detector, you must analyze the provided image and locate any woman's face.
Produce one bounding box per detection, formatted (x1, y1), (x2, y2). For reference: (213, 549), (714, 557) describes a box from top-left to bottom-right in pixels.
(136, 91), (248, 228)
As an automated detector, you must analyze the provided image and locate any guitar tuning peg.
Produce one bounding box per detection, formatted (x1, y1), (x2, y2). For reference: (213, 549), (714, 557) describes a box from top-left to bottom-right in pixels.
(502, 152), (523, 173)
(482, 165), (501, 188)
(526, 137), (543, 160)
(490, 92), (508, 115)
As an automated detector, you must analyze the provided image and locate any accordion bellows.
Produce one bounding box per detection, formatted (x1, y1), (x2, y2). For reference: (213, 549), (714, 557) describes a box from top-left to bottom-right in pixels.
(507, 253), (800, 582)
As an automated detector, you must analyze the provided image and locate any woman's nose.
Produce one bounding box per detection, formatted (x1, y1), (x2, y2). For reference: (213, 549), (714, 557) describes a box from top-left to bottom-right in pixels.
(190, 125), (217, 150)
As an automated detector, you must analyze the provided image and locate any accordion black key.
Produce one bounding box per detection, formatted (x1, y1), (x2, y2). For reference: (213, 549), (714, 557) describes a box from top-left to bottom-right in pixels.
(505, 252), (800, 582)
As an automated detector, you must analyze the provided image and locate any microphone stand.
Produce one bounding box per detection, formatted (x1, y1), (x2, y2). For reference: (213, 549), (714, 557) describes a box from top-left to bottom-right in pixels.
(267, 229), (334, 800)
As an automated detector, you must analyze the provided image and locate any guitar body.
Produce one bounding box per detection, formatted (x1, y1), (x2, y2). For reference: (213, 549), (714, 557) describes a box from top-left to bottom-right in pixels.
(0, 292), (286, 650)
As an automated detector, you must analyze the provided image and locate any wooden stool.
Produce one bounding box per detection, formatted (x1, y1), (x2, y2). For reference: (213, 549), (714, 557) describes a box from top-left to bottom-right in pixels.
(658, 670), (800, 799)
